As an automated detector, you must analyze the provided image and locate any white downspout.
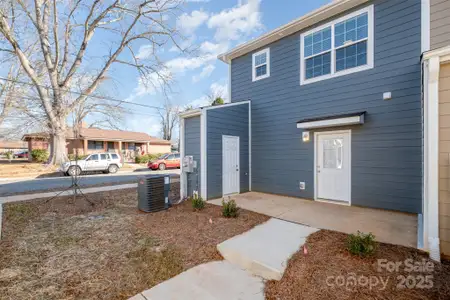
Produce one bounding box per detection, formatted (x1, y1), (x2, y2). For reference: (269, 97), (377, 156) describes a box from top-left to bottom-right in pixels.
(179, 117), (186, 200)
(425, 56), (441, 261)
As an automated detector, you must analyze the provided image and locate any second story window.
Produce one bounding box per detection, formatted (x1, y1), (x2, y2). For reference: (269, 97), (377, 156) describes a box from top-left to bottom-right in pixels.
(252, 48), (270, 82)
(300, 5), (374, 85)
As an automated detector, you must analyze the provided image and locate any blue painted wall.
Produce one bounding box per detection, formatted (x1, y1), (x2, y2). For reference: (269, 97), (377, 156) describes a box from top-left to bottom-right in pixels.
(184, 116), (201, 196)
(206, 103), (250, 199)
(230, 0), (422, 213)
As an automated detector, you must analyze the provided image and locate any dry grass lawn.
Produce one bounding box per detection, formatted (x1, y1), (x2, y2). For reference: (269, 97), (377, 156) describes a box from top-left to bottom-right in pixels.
(265, 230), (450, 300)
(0, 184), (269, 300)
(0, 161), (59, 178)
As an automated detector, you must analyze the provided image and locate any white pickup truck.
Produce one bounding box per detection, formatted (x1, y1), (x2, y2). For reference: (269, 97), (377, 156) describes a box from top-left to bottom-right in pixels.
(60, 153), (123, 176)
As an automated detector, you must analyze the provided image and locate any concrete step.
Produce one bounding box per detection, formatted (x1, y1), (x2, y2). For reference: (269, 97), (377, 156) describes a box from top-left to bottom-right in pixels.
(217, 218), (318, 280)
(137, 261), (264, 300)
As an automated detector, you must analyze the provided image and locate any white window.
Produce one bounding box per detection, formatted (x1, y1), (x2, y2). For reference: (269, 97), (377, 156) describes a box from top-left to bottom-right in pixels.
(252, 48), (270, 81)
(300, 5), (374, 85)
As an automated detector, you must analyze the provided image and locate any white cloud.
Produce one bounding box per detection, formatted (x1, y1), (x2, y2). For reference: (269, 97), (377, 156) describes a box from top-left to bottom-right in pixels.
(165, 41), (228, 74)
(128, 117), (161, 137)
(186, 0), (210, 2)
(210, 82), (229, 101)
(188, 81), (229, 108)
(136, 44), (154, 59)
(192, 64), (215, 83)
(177, 10), (209, 34)
(207, 0), (263, 42)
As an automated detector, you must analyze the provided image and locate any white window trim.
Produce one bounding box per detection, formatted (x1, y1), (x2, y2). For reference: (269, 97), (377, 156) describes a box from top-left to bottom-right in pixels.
(300, 5), (374, 85)
(252, 48), (270, 82)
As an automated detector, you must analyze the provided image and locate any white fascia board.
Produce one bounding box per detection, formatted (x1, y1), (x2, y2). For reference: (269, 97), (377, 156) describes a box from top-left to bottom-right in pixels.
(218, 0), (369, 63)
(296, 115), (363, 129)
(179, 109), (202, 119)
(421, 0), (430, 53)
(423, 45), (450, 61)
(203, 100), (251, 111)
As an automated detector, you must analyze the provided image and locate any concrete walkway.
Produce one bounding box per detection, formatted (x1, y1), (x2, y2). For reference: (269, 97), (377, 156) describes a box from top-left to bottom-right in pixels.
(209, 192), (418, 248)
(217, 218), (318, 280)
(130, 218), (318, 299)
(131, 261), (265, 300)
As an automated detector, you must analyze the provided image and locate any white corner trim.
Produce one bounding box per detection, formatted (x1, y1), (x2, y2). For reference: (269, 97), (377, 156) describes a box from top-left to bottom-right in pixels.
(297, 115), (363, 129)
(300, 4), (374, 85)
(200, 110), (207, 199)
(421, 0), (430, 53)
(179, 118), (186, 199)
(252, 48), (270, 82)
(228, 64), (232, 101)
(423, 56), (441, 261)
(248, 102), (252, 191)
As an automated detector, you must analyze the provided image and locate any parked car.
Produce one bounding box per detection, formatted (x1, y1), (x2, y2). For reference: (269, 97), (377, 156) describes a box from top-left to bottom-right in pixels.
(148, 153), (180, 170)
(15, 151), (28, 158)
(60, 153), (122, 176)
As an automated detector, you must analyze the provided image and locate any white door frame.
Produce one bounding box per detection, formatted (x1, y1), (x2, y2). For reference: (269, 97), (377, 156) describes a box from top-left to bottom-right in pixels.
(222, 135), (240, 197)
(314, 129), (352, 205)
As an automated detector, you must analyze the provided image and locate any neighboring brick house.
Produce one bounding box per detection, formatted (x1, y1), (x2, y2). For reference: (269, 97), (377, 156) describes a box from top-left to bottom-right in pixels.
(22, 125), (171, 162)
(0, 140), (27, 153)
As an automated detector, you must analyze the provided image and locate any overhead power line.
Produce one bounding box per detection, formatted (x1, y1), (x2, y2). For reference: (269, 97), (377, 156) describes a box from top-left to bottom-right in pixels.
(0, 76), (164, 110)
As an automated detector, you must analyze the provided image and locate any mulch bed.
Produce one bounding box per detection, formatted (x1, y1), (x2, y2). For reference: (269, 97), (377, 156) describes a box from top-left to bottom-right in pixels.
(0, 183), (269, 300)
(265, 230), (450, 300)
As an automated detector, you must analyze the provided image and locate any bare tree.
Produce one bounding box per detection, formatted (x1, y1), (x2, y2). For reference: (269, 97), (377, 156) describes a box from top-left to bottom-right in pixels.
(159, 100), (178, 141)
(0, 0), (184, 164)
(206, 88), (225, 106)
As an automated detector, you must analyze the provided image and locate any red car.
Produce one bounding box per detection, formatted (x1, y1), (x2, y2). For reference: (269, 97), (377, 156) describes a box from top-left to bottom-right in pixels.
(148, 153), (180, 170)
(15, 151), (28, 158)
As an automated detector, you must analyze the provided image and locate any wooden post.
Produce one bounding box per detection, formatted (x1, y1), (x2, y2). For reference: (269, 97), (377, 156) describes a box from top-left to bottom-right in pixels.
(83, 139), (88, 155)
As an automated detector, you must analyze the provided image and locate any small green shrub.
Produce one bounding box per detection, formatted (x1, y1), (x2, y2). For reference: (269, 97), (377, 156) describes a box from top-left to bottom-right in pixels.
(135, 155), (150, 163)
(148, 153), (164, 161)
(222, 198), (240, 218)
(5, 150), (13, 161)
(347, 231), (377, 256)
(31, 149), (49, 162)
(191, 194), (205, 210)
(135, 153), (165, 163)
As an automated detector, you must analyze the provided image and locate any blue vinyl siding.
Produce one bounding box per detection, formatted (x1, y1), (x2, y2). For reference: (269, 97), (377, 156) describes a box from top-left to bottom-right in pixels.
(184, 116), (201, 197)
(207, 104), (249, 199)
(230, 0), (422, 213)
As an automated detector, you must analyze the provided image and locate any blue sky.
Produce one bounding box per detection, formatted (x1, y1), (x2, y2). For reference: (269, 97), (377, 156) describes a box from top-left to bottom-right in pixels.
(110, 0), (331, 138)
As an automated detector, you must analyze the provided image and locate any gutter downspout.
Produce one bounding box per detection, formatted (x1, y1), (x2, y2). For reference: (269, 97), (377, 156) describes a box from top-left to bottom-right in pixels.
(423, 55), (441, 261)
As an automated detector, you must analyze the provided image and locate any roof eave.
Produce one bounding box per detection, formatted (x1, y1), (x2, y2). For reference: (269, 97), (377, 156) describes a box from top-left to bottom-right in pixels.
(218, 0), (369, 64)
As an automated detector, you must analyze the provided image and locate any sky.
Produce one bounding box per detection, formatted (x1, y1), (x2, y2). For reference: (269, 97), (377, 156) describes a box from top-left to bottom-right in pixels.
(103, 0), (331, 139)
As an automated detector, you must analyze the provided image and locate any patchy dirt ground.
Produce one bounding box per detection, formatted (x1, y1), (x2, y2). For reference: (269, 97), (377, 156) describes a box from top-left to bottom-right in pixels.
(0, 183), (268, 300)
(265, 230), (450, 300)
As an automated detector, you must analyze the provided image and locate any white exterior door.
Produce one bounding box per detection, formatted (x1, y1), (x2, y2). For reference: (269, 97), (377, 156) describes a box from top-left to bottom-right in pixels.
(316, 131), (351, 203)
(222, 135), (240, 196)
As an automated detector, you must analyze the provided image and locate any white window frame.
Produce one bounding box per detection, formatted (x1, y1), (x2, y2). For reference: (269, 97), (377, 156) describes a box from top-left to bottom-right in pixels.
(300, 5), (374, 85)
(252, 48), (270, 82)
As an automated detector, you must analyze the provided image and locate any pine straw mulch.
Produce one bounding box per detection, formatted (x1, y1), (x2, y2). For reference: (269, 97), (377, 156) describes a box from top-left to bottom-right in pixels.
(0, 185), (269, 300)
(265, 230), (450, 300)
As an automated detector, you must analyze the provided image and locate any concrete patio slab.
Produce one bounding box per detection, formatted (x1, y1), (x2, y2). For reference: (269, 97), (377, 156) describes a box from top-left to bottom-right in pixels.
(217, 218), (318, 280)
(137, 261), (264, 300)
(210, 192), (418, 248)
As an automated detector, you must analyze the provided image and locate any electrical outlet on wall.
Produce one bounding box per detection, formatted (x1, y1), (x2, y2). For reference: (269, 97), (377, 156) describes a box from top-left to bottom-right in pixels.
(299, 182), (305, 190)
